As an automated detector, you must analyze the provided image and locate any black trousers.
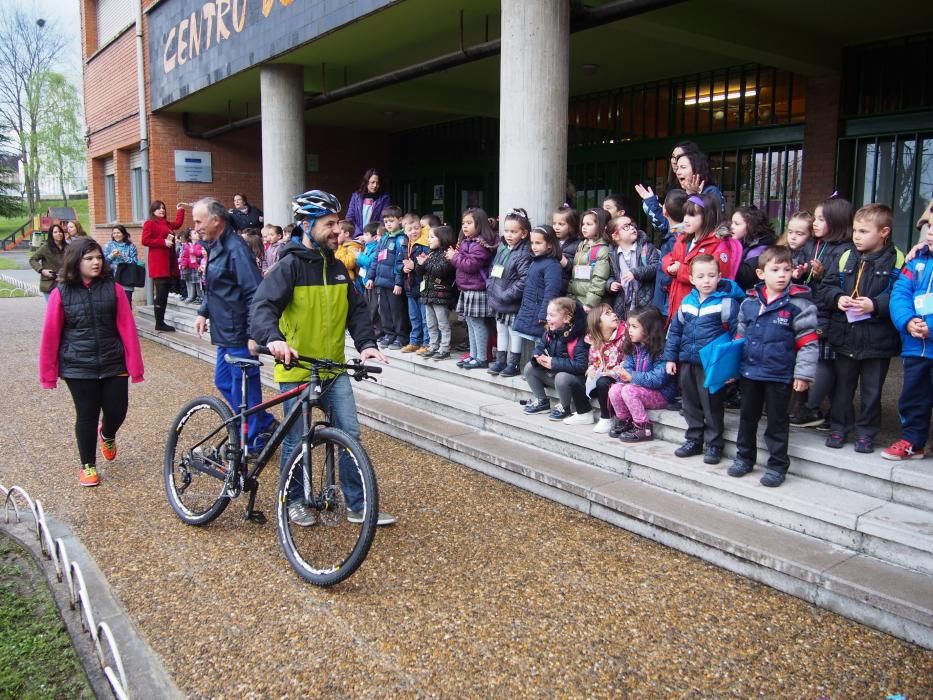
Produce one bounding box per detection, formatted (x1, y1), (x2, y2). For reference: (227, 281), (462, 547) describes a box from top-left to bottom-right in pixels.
(679, 362), (725, 448)
(899, 356), (933, 448)
(736, 379), (792, 473)
(152, 277), (173, 326)
(64, 376), (129, 466)
(364, 287), (383, 338)
(589, 375), (617, 419)
(376, 287), (409, 342)
(830, 355), (890, 439)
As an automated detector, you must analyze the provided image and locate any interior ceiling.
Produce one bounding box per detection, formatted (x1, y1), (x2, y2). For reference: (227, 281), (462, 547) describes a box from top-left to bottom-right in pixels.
(161, 0), (933, 133)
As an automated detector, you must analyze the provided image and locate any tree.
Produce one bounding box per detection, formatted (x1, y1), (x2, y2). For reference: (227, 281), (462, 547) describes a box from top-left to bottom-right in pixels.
(0, 132), (23, 218)
(0, 7), (65, 216)
(38, 73), (84, 206)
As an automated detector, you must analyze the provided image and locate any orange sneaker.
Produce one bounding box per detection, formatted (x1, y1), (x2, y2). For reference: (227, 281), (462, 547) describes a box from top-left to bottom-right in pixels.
(400, 344), (420, 353)
(99, 425), (117, 461)
(79, 464), (100, 487)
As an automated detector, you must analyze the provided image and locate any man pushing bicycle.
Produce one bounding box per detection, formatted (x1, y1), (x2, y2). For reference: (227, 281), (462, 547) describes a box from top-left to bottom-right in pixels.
(249, 190), (396, 527)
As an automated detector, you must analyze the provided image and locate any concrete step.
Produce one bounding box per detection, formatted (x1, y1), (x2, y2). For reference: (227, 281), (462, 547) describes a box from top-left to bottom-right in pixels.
(136, 321), (933, 649)
(359, 338), (933, 512)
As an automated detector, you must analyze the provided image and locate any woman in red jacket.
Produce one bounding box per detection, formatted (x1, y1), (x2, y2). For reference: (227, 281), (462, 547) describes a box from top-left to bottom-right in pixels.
(142, 200), (186, 331)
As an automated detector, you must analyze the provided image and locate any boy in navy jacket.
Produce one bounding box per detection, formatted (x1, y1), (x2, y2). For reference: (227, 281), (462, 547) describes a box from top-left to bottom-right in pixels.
(365, 205), (409, 349)
(728, 246), (818, 487)
(883, 222), (933, 461)
(663, 254), (743, 464)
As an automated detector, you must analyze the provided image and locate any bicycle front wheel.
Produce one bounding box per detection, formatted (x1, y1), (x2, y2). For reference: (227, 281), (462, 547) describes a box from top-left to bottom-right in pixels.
(276, 427), (379, 586)
(164, 395), (239, 526)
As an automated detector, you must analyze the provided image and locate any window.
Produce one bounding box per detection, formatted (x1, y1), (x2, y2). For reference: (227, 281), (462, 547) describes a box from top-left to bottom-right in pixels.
(96, 0), (134, 49)
(103, 156), (116, 222)
(129, 149), (144, 221)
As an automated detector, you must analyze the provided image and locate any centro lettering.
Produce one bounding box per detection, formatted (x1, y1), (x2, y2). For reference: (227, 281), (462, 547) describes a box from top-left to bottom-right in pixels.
(163, 0), (247, 74)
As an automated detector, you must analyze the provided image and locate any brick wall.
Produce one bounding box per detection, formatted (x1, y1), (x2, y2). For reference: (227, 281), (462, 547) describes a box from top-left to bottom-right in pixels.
(800, 74), (842, 210)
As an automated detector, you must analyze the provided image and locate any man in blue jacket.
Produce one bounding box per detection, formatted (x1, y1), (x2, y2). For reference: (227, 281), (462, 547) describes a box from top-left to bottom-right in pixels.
(193, 198), (276, 451)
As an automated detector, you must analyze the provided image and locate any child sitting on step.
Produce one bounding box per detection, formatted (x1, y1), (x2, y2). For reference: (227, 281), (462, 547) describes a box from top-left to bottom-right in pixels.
(584, 304), (627, 434)
(522, 297), (591, 424)
(608, 305), (675, 442)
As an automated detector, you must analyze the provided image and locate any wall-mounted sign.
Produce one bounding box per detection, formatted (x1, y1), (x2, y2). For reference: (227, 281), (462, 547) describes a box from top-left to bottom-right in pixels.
(174, 150), (213, 183)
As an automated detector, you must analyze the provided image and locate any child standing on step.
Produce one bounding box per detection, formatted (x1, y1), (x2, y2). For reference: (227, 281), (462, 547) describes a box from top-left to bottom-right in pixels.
(448, 207), (499, 369)
(585, 304), (627, 434)
(513, 225), (564, 348)
(522, 297), (591, 424)
(366, 205), (409, 350)
(821, 204), (903, 454)
(608, 305), (674, 442)
(356, 222), (383, 339)
(663, 254), (743, 465)
(552, 206), (581, 292)
(416, 225), (458, 361)
(636, 185), (687, 318)
(728, 246), (818, 487)
(568, 208), (612, 311)
(401, 213), (431, 353)
(487, 207), (532, 377)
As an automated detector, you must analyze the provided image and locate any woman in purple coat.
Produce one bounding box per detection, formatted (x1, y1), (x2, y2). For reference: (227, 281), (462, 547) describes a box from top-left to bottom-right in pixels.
(346, 169), (391, 236)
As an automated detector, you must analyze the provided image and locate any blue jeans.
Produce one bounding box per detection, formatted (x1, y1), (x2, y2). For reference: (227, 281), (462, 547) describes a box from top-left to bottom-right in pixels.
(214, 345), (275, 451)
(278, 374), (364, 511)
(407, 295), (428, 345)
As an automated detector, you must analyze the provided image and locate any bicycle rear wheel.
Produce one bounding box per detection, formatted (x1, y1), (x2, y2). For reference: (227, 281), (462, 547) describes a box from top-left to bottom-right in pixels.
(276, 426), (378, 586)
(164, 395), (239, 525)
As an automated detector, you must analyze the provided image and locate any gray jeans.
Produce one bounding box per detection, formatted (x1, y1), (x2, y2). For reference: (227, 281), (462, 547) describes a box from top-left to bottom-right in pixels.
(424, 304), (452, 352)
(495, 318), (524, 354)
(523, 361), (590, 413)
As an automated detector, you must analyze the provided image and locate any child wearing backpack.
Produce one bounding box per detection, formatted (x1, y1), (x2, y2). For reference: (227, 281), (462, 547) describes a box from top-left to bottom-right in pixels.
(568, 207), (612, 310)
(486, 208), (533, 377)
(605, 214), (659, 315)
(366, 205), (409, 350)
(663, 254), (743, 464)
(416, 225), (458, 361)
(356, 222), (382, 340)
(820, 204), (903, 453)
(636, 186), (688, 317)
(552, 206), (581, 292)
(513, 225), (564, 344)
(584, 304), (627, 433)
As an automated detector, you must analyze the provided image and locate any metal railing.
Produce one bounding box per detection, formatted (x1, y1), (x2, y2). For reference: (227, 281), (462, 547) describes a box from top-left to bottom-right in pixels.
(2, 483), (130, 699)
(1, 220), (30, 251)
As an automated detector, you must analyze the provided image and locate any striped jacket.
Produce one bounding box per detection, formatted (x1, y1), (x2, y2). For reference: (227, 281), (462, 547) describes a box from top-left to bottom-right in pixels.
(663, 280), (743, 364)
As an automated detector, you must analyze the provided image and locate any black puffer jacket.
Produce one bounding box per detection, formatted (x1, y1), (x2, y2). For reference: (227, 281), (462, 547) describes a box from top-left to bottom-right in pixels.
(530, 301), (589, 375)
(486, 238), (532, 314)
(58, 278), (126, 379)
(820, 243), (903, 360)
(416, 250), (457, 308)
(805, 239), (853, 334)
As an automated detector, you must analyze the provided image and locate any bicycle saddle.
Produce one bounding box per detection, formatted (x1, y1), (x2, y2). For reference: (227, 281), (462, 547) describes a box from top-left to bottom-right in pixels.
(224, 354), (262, 368)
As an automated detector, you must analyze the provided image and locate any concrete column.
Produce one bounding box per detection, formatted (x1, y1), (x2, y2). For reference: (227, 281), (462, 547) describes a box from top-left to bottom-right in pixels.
(498, 0), (570, 228)
(260, 64), (305, 227)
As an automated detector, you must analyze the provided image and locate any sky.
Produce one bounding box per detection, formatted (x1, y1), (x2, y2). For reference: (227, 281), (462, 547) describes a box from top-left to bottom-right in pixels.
(10, 0), (83, 89)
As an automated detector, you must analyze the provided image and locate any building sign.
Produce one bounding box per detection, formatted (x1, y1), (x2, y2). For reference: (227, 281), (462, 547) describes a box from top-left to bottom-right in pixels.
(147, 0), (394, 110)
(174, 150), (213, 183)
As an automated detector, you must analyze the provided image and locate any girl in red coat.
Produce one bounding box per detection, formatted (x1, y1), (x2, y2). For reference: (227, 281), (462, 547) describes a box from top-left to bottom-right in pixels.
(661, 193), (736, 326)
(142, 200), (187, 331)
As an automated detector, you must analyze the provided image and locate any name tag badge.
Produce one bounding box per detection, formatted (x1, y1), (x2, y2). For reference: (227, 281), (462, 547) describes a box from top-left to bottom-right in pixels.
(377, 249), (388, 262)
(420, 279), (427, 292)
(573, 265), (592, 281)
(490, 264), (505, 279)
(846, 308), (871, 323)
(915, 293), (933, 316)
(359, 268), (367, 279)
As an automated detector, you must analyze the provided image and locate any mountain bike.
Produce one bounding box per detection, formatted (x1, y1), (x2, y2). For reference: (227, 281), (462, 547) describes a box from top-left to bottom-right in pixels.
(163, 347), (382, 586)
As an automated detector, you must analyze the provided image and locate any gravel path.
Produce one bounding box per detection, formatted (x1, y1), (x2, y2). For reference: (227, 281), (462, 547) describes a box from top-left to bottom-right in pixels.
(1, 295), (930, 698)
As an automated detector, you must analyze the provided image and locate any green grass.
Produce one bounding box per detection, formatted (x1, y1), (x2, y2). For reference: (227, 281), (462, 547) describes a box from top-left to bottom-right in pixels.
(0, 258), (21, 270)
(0, 198), (89, 239)
(0, 535), (92, 698)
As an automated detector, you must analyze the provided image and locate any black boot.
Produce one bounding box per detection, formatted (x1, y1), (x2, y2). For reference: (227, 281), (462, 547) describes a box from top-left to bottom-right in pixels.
(154, 305), (175, 332)
(487, 351), (508, 375)
(499, 352), (521, 378)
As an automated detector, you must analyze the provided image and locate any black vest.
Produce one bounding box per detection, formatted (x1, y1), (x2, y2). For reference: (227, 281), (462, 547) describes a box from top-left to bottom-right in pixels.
(58, 279), (127, 379)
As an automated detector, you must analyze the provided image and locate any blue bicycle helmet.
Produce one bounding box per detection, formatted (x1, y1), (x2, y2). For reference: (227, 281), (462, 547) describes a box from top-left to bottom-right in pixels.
(292, 189), (341, 222)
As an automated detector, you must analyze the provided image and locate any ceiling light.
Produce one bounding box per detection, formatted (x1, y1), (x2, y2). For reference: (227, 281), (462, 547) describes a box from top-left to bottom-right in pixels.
(684, 88), (757, 106)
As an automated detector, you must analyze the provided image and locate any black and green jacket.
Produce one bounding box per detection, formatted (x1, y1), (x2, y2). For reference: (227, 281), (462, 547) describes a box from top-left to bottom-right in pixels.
(249, 241), (376, 383)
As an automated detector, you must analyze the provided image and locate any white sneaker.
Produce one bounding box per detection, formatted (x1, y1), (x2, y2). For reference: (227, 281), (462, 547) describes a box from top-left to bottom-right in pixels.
(593, 418), (614, 433)
(563, 411), (596, 426)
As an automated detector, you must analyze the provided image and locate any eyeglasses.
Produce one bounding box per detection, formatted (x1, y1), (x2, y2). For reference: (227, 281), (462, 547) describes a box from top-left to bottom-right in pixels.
(618, 222), (636, 231)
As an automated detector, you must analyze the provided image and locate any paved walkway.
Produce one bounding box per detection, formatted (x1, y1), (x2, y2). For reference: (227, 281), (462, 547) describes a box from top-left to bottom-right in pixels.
(1, 295), (931, 697)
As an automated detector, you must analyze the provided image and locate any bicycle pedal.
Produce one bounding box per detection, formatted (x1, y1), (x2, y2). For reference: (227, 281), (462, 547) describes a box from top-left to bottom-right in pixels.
(245, 510), (267, 525)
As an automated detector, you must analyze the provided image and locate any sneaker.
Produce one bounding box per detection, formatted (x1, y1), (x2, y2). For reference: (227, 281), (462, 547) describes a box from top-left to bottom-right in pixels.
(593, 418), (614, 434)
(881, 439), (926, 461)
(727, 461), (754, 478)
(287, 501), (317, 527)
(563, 411), (596, 426)
(609, 419), (634, 439)
(98, 425), (117, 462)
(388, 341), (403, 350)
(377, 335), (391, 348)
(401, 343), (420, 353)
(523, 398), (551, 414)
(853, 436), (874, 454)
(456, 356), (473, 368)
(760, 469), (786, 488)
(620, 421), (654, 442)
(432, 351), (451, 361)
(79, 464), (99, 487)
(548, 404), (572, 421)
(416, 346), (432, 356)
(814, 420), (831, 432)
(825, 431), (846, 449)
(346, 509), (397, 526)
(703, 445), (723, 465)
(463, 359), (489, 370)
(790, 408), (825, 428)
(674, 439), (703, 458)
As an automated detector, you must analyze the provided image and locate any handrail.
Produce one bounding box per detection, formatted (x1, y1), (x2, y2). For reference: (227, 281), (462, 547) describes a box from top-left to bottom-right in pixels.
(1, 219), (31, 250)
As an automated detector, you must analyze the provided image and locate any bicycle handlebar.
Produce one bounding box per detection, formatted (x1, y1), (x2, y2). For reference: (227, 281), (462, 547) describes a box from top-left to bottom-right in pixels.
(252, 345), (383, 378)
